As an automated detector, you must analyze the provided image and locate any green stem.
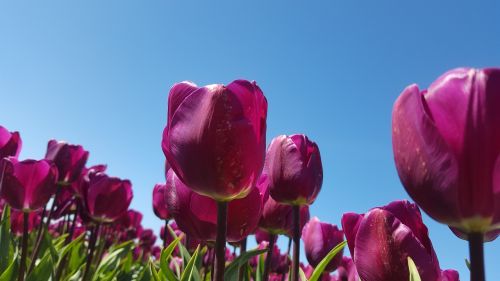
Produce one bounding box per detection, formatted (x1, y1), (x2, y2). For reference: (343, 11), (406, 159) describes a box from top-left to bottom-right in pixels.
(18, 212), (29, 281)
(291, 206), (300, 281)
(238, 237), (247, 281)
(262, 234), (276, 281)
(82, 224), (100, 281)
(213, 201), (228, 281)
(468, 232), (485, 281)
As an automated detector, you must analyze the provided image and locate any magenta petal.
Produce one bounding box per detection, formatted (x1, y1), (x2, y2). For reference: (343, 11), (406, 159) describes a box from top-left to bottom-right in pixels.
(167, 83), (265, 201)
(302, 217), (344, 271)
(439, 269), (460, 281)
(354, 209), (440, 281)
(0, 126), (22, 159)
(392, 84), (460, 224)
(152, 183), (171, 220)
(341, 212), (363, 258)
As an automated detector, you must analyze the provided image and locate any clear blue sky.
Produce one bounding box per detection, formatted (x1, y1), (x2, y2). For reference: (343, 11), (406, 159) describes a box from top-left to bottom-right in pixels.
(1, 0), (500, 279)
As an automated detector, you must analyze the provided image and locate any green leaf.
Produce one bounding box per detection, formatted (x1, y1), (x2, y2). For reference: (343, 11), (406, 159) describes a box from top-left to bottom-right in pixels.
(149, 261), (163, 281)
(56, 233), (84, 268)
(224, 248), (268, 281)
(160, 238), (181, 281)
(0, 252), (18, 281)
(299, 267), (308, 281)
(0, 205), (12, 273)
(308, 241), (346, 281)
(26, 254), (53, 281)
(180, 246), (200, 281)
(93, 240), (134, 281)
(408, 256), (422, 281)
(166, 225), (201, 281)
(255, 252), (264, 281)
(465, 258), (471, 270)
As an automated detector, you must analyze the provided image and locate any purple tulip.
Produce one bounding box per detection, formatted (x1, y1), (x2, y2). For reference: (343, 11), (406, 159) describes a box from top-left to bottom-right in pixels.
(334, 257), (359, 281)
(0, 157), (58, 211)
(302, 217), (344, 272)
(162, 80), (268, 201)
(255, 228), (277, 244)
(82, 172), (133, 223)
(341, 200), (459, 281)
(0, 126), (22, 159)
(266, 134), (323, 206)
(152, 183), (171, 220)
(10, 209), (41, 236)
(45, 140), (89, 184)
(165, 169), (263, 242)
(259, 195), (310, 237)
(392, 68), (500, 240)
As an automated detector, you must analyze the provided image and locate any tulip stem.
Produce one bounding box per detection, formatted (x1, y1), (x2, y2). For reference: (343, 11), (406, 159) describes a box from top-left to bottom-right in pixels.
(291, 205), (300, 281)
(214, 201), (228, 281)
(238, 237), (248, 281)
(28, 206), (46, 274)
(163, 220), (169, 248)
(55, 210), (79, 280)
(83, 224), (100, 281)
(263, 234), (276, 281)
(468, 232), (485, 281)
(18, 212), (29, 281)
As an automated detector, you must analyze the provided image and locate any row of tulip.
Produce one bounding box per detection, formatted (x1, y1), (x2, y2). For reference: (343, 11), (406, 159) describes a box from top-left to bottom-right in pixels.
(0, 67), (498, 281)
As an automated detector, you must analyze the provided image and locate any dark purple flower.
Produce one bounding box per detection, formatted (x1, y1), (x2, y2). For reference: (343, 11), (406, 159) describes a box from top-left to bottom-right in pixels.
(0, 126), (22, 159)
(341, 200), (458, 281)
(259, 194), (310, 237)
(266, 134), (323, 205)
(82, 172), (133, 223)
(152, 183), (171, 220)
(392, 68), (500, 240)
(162, 80), (268, 201)
(302, 217), (344, 272)
(165, 168), (262, 242)
(0, 157), (58, 211)
(45, 140), (89, 184)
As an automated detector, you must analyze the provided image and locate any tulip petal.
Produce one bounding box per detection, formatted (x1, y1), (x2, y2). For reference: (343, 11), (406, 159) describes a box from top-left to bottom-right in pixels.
(354, 209), (440, 281)
(392, 84), (460, 224)
(341, 212), (363, 259)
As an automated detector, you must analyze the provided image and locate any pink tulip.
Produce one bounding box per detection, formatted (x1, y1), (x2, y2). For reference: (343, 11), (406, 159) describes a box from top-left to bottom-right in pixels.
(0, 157), (58, 211)
(45, 140), (89, 184)
(82, 172), (133, 223)
(0, 126), (22, 159)
(152, 183), (171, 220)
(302, 217), (344, 272)
(165, 168), (262, 242)
(392, 68), (500, 240)
(266, 134), (323, 206)
(259, 195), (310, 237)
(341, 200), (458, 281)
(162, 80), (267, 201)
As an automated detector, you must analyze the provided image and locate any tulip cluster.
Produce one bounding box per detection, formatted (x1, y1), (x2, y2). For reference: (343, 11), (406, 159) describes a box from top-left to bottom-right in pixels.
(5, 67), (499, 281)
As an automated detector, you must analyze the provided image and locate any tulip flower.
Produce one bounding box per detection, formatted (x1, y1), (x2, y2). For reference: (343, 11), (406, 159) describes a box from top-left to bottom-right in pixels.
(152, 183), (171, 220)
(82, 172), (133, 223)
(165, 168), (262, 242)
(341, 200), (458, 281)
(162, 80), (267, 281)
(255, 229), (277, 244)
(162, 80), (267, 201)
(0, 157), (58, 212)
(0, 125), (22, 159)
(266, 134), (323, 206)
(302, 217), (344, 272)
(333, 257), (359, 281)
(392, 68), (500, 280)
(10, 209), (41, 236)
(45, 140), (89, 184)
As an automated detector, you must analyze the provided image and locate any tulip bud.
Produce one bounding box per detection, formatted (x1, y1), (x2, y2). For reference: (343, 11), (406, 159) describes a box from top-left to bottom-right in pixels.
(82, 172), (133, 223)
(0, 126), (22, 159)
(266, 134), (323, 206)
(392, 68), (500, 240)
(302, 217), (344, 272)
(152, 183), (171, 220)
(0, 157), (58, 212)
(165, 168), (262, 242)
(162, 80), (268, 201)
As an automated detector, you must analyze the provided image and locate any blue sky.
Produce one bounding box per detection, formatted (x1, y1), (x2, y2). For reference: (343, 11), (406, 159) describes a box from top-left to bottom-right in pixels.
(1, 0), (500, 278)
